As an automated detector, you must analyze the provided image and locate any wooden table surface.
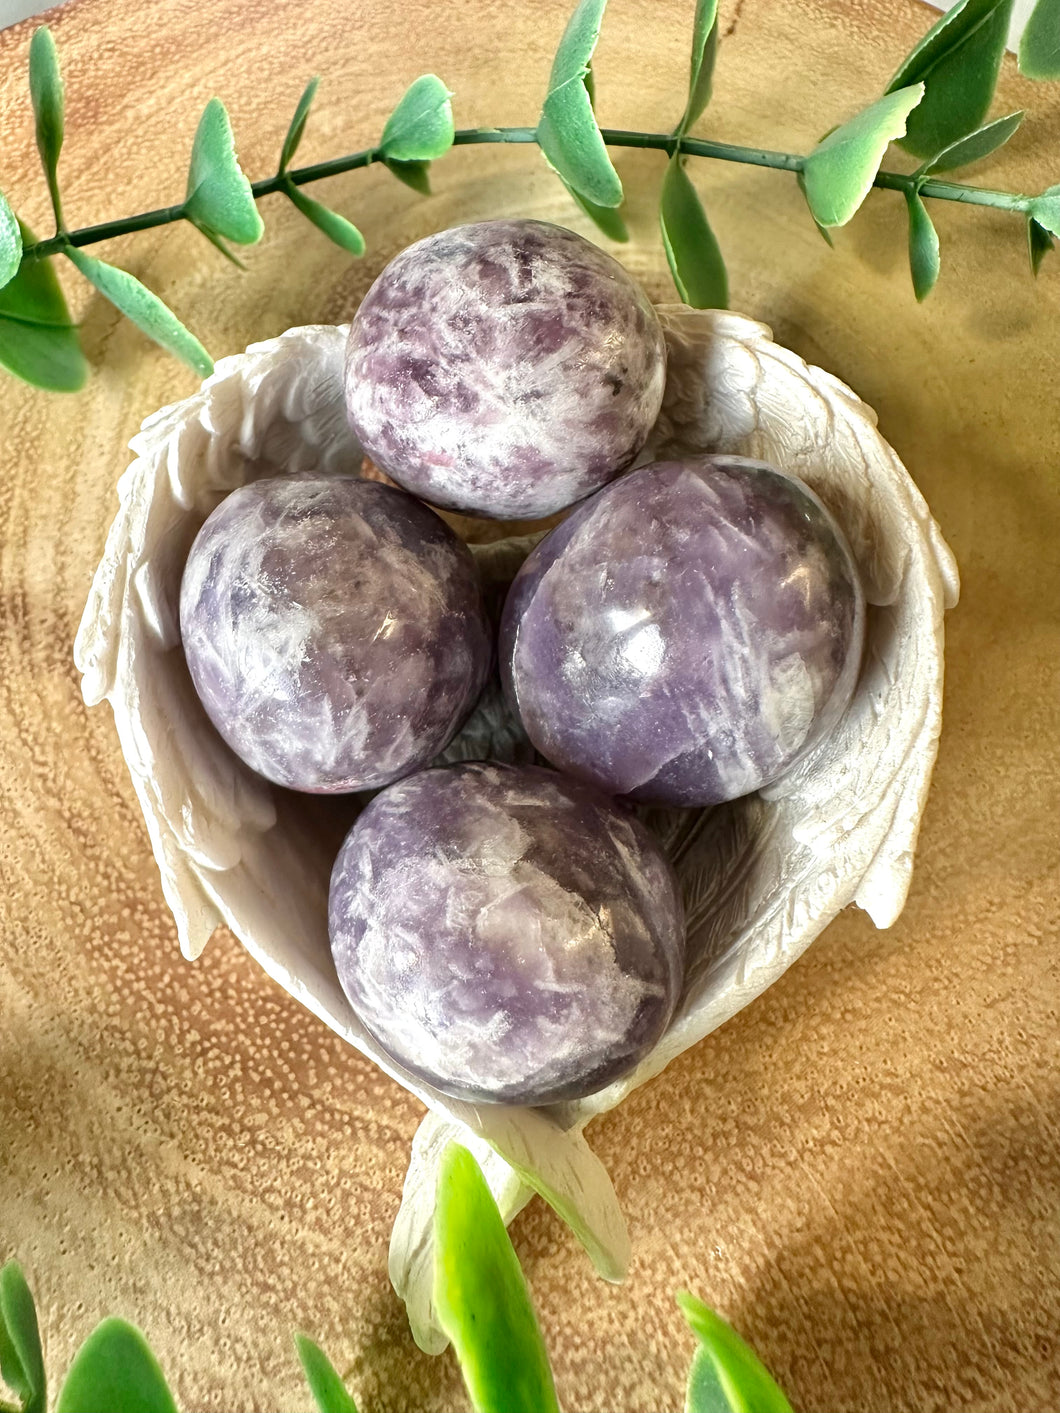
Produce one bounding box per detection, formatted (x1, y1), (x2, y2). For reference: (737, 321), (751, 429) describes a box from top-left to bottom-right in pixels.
(1, 0), (1057, 1409)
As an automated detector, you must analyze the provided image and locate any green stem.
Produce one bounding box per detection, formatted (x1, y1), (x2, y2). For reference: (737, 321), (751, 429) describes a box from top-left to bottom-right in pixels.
(46, 168), (64, 233)
(18, 125), (1031, 262)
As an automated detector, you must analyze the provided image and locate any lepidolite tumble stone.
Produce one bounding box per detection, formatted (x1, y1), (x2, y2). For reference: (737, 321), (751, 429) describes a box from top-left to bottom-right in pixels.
(329, 762), (685, 1105)
(344, 218), (667, 520)
(500, 455), (866, 806)
(179, 476), (491, 793)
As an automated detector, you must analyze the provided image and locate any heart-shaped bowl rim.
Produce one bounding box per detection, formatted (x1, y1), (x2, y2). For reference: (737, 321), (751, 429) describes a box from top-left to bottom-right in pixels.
(74, 305), (959, 1350)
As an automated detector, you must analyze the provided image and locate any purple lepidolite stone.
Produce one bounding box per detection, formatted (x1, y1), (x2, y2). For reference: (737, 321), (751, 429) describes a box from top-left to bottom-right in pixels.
(500, 455), (865, 806)
(344, 219), (667, 520)
(329, 762), (685, 1105)
(179, 475), (491, 793)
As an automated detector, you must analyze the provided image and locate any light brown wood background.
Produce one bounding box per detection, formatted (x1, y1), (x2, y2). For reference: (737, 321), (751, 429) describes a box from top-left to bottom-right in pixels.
(0, 1), (1057, 1409)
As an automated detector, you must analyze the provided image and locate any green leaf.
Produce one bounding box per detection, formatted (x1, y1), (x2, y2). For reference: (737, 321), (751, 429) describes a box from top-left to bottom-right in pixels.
(183, 97), (264, 245)
(0, 224), (87, 391)
(686, 1346), (734, 1413)
(886, 0), (1014, 158)
(0, 303), (86, 392)
(434, 1144), (559, 1413)
(1027, 215), (1055, 274)
(678, 1292), (793, 1413)
(583, 62), (597, 108)
(0, 1263), (45, 1413)
(55, 1319), (177, 1413)
(802, 84), (924, 227)
(660, 156), (727, 307)
(384, 158), (432, 195)
(0, 193), (22, 289)
(537, 0), (623, 209)
(0, 1302), (25, 1406)
(28, 26), (65, 226)
(567, 180), (629, 240)
(192, 224), (247, 269)
(559, 55), (627, 238)
(294, 1334), (359, 1413)
(1020, 0), (1060, 78)
(65, 246), (213, 376)
(888, 0), (1008, 90)
(679, 0), (720, 134)
(795, 170), (834, 246)
(380, 75), (454, 162)
(280, 75), (319, 173)
(1028, 183), (1060, 237)
(917, 109), (1023, 175)
(0, 225), (74, 322)
(906, 188), (940, 301)
(284, 181), (365, 255)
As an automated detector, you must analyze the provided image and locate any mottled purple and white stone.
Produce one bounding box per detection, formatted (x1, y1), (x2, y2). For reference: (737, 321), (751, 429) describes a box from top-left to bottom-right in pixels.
(344, 219), (667, 520)
(329, 762), (685, 1105)
(500, 456), (866, 807)
(179, 476), (491, 793)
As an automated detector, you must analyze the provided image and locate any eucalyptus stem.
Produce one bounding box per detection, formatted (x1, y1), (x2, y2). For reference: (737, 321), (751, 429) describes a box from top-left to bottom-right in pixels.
(18, 124), (1031, 263)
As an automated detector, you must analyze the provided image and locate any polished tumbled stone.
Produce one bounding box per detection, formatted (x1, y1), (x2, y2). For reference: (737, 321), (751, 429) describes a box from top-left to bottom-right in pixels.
(179, 475), (491, 793)
(329, 762), (685, 1105)
(500, 455), (866, 806)
(344, 218), (667, 520)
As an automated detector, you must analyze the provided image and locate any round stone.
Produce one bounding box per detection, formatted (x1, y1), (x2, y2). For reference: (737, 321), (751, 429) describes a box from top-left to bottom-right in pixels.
(500, 455), (865, 806)
(329, 762), (685, 1106)
(179, 475), (491, 793)
(344, 218), (667, 520)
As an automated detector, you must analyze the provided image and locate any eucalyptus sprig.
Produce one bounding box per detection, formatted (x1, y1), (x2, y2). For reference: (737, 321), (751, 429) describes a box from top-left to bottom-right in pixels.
(1, 0), (1059, 392)
(1, 1145), (791, 1413)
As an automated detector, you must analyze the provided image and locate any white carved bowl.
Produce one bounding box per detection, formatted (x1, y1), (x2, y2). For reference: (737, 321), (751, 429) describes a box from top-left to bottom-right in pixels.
(74, 306), (959, 1352)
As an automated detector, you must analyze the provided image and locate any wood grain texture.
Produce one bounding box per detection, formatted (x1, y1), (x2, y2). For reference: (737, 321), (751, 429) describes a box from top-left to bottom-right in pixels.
(0, 1), (1057, 1410)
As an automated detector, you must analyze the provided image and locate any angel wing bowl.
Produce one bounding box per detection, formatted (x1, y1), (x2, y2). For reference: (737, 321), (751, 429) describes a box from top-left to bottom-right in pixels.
(74, 303), (959, 1352)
